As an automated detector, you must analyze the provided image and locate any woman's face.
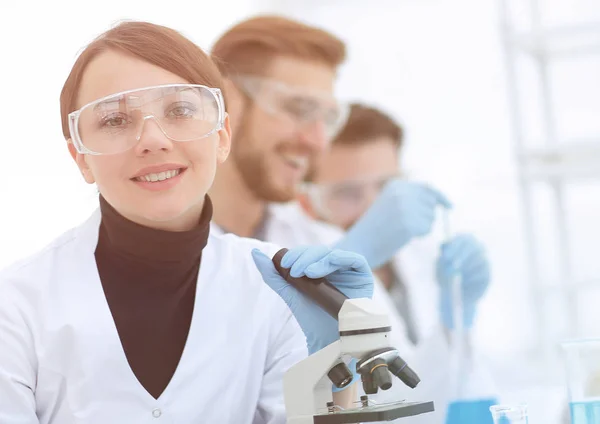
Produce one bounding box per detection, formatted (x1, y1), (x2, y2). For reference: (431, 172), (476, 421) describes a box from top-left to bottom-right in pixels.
(70, 50), (231, 231)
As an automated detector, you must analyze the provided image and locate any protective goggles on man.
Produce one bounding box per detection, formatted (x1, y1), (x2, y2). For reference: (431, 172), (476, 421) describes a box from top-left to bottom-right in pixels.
(232, 75), (349, 141)
(303, 173), (403, 221)
(68, 84), (225, 155)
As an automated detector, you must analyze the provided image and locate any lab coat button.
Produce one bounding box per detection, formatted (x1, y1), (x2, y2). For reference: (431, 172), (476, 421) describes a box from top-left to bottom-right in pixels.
(152, 408), (162, 418)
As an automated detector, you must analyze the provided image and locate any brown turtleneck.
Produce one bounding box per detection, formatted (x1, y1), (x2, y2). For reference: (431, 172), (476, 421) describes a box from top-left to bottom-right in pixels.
(95, 195), (212, 399)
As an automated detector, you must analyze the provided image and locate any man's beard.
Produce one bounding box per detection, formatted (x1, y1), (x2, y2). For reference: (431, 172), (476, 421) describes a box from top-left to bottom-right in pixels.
(234, 147), (297, 203)
(232, 118), (304, 203)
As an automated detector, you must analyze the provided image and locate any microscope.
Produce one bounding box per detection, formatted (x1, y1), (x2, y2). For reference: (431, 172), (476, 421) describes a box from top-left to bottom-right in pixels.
(273, 249), (435, 424)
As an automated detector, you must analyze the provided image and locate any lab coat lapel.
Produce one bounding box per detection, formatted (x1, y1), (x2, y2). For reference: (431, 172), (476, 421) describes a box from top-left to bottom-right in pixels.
(62, 209), (157, 407)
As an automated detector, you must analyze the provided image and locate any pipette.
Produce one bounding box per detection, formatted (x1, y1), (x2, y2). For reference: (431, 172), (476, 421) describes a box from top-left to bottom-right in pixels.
(442, 209), (466, 399)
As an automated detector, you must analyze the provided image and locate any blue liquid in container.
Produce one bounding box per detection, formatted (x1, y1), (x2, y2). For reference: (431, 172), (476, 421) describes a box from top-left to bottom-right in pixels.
(445, 398), (497, 424)
(570, 401), (600, 424)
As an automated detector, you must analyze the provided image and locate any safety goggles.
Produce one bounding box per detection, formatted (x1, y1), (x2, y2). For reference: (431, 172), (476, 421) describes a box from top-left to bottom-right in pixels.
(233, 75), (350, 141)
(68, 84), (226, 155)
(303, 173), (403, 221)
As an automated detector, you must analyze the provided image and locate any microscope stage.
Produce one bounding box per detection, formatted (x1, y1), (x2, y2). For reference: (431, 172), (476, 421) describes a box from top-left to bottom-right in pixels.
(313, 400), (435, 423)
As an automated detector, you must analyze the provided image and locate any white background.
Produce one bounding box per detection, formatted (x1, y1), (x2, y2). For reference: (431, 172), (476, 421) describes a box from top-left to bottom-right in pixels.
(1, 1), (599, 422)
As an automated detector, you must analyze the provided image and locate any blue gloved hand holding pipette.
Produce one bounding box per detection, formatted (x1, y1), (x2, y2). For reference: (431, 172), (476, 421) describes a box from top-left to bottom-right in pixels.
(436, 234), (491, 330)
(334, 179), (452, 269)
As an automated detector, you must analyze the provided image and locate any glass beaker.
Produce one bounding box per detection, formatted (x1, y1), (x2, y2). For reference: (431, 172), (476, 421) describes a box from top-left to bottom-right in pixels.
(489, 405), (528, 424)
(561, 338), (600, 424)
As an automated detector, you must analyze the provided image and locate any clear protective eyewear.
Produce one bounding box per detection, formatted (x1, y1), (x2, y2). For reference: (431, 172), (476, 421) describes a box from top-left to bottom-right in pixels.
(233, 74), (350, 141)
(68, 84), (226, 155)
(303, 173), (403, 221)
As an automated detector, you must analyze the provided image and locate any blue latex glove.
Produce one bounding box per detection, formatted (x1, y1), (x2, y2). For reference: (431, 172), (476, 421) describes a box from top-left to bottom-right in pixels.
(252, 246), (374, 354)
(335, 179), (452, 269)
(437, 234), (491, 330)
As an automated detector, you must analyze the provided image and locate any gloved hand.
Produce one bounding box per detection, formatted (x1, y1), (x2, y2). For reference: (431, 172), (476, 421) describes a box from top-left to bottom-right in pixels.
(436, 234), (491, 330)
(252, 246), (374, 355)
(334, 179), (452, 269)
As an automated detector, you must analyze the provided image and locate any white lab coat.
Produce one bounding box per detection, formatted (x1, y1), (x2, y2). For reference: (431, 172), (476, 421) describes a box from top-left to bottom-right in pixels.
(0, 208), (307, 424)
(226, 202), (455, 423)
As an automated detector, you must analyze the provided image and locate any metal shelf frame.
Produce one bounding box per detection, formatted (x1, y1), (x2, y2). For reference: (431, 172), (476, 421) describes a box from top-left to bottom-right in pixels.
(499, 0), (600, 358)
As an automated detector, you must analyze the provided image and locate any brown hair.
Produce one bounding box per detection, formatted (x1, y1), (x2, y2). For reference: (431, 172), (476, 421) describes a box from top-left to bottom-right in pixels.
(211, 15), (346, 76)
(333, 103), (404, 148)
(60, 21), (224, 140)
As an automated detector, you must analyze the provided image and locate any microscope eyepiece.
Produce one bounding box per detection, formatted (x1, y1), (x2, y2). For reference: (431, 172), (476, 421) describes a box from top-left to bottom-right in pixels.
(272, 248), (348, 318)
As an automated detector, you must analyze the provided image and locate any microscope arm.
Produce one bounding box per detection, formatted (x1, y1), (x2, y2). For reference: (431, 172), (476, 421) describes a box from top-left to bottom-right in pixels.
(283, 340), (343, 419)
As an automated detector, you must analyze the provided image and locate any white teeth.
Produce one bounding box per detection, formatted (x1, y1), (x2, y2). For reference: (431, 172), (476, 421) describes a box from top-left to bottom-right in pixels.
(281, 154), (308, 168)
(136, 169), (181, 182)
